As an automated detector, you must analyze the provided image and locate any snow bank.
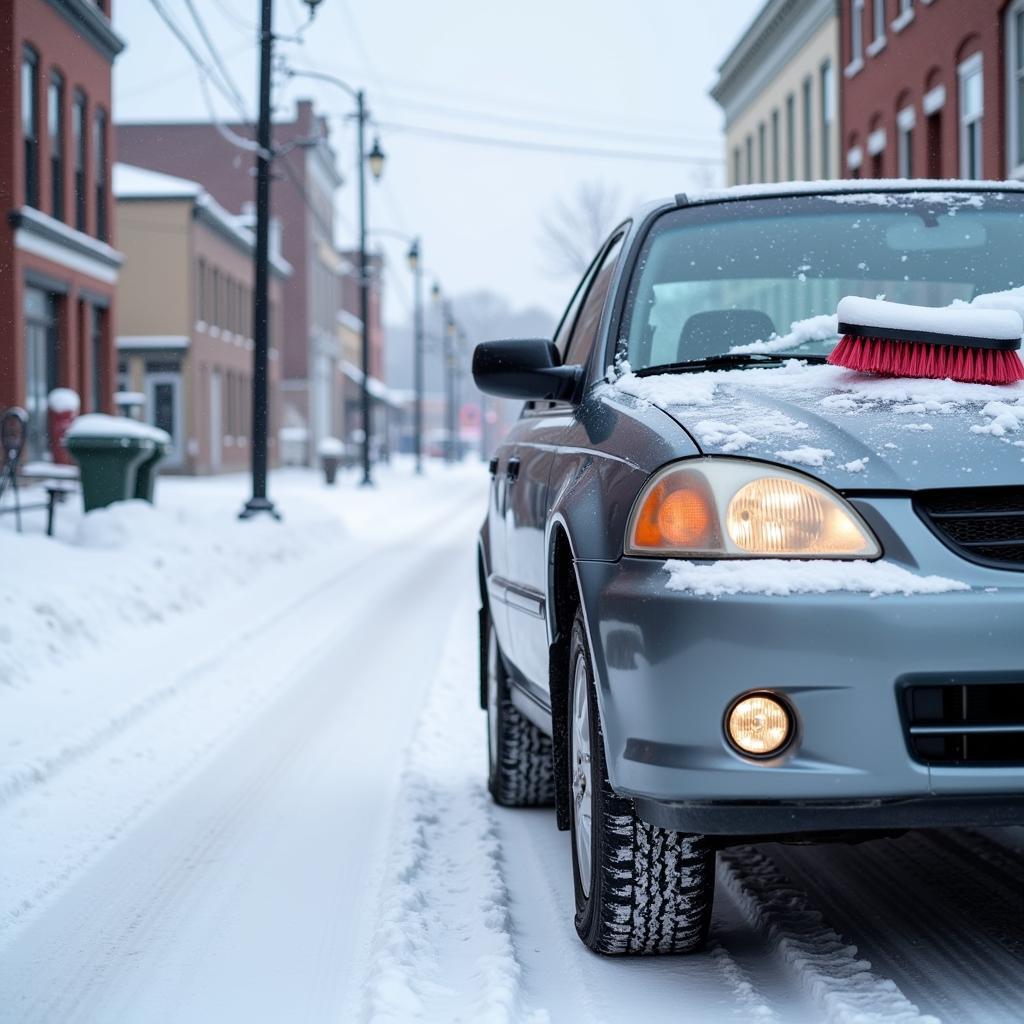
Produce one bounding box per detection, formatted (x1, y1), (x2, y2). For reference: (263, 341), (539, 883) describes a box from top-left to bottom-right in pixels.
(363, 596), (523, 1024)
(663, 559), (970, 598)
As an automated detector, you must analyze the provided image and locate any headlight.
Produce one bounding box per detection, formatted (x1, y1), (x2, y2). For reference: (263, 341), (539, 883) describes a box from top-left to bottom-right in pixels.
(625, 458), (880, 559)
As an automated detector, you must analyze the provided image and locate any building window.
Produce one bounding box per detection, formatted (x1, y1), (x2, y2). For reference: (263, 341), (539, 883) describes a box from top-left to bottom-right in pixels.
(785, 93), (796, 179)
(93, 107), (108, 240)
(72, 90), (87, 231)
(22, 46), (39, 208)
(771, 109), (780, 182)
(212, 268), (220, 327)
(48, 71), (64, 220)
(897, 106), (915, 176)
(958, 53), (983, 179)
(872, 0), (886, 47)
(91, 305), (105, 412)
(820, 61), (834, 178)
(745, 134), (753, 183)
(732, 146), (741, 185)
(1007, 1), (1024, 176)
(850, 0), (865, 69)
(24, 286), (60, 453)
(758, 121), (766, 181)
(802, 76), (813, 178)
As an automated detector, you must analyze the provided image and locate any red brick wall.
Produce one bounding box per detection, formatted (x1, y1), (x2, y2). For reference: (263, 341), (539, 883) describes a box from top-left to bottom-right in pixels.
(840, 0), (1008, 180)
(1, 0), (119, 422)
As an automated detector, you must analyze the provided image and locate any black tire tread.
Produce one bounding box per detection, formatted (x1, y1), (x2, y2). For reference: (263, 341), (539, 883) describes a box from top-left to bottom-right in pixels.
(570, 611), (715, 955)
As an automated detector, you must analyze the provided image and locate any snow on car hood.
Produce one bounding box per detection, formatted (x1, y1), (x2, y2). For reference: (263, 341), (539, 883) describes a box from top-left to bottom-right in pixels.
(613, 361), (1024, 490)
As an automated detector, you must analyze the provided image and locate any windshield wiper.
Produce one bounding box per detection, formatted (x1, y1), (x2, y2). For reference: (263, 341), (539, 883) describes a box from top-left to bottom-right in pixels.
(634, 352), (828, 376)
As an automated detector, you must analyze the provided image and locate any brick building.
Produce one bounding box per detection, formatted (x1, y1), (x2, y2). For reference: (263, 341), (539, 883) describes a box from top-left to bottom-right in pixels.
(116, 101), (385, 463)
(840, 0), (1016, 180)
(0, 0), (124, 457)
(114, 164), (289, 474)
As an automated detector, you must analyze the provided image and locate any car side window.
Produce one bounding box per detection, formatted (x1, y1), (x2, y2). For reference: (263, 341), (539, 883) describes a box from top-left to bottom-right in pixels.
(563, 234), (624, 368)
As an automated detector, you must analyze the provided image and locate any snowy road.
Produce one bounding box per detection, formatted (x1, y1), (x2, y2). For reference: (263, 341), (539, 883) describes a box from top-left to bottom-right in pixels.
(3, 467), (1024, 1023)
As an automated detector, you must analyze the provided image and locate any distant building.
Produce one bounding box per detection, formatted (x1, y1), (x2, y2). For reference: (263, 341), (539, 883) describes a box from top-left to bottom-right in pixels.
(114, 164), (289, 474)
(116, 101), (375, 464)
(839, 0), (1009, 180)
(0, 0), (125, 457)
(712, 0), (840, 186)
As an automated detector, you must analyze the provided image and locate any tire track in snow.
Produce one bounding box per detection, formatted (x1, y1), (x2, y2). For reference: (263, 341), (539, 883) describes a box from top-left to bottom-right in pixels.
(362, 596), (529, 1024)
(718, 846), (939, 1024)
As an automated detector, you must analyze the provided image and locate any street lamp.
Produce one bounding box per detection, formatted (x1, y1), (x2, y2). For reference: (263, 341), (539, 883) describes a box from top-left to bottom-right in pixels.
(302, 0), (326, 14)
(284, 67), (382, 487)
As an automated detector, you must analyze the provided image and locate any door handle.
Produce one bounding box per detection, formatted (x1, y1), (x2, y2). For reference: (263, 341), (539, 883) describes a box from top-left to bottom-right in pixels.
(506, 456), (521, 482)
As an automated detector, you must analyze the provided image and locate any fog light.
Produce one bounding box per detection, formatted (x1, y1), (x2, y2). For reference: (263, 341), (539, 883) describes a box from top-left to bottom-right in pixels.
(726, 693), (793, 757)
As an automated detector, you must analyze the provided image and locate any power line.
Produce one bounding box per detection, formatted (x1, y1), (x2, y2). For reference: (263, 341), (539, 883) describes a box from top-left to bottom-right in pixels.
(146, 0), (249, 123)
(375, 119), (723, 167)
(184, 0), (251, 117)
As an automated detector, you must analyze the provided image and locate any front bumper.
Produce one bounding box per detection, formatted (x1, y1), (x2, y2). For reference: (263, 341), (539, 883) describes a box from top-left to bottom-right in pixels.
(574, 498), (1024, 835)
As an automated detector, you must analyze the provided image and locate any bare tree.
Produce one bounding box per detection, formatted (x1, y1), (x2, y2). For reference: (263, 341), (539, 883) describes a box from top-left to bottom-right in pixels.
(540, 180), (623, 278)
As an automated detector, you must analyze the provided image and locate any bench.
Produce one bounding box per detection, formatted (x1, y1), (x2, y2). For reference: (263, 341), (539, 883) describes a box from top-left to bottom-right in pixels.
(0, 408), (80, 537)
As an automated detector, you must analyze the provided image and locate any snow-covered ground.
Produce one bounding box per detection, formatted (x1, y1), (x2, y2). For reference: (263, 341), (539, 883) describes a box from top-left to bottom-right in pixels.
(2, 460), (1024, 1022)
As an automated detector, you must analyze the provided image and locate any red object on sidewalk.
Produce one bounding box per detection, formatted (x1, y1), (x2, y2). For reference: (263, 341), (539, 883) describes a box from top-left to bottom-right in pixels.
(48, 389), (81, 464)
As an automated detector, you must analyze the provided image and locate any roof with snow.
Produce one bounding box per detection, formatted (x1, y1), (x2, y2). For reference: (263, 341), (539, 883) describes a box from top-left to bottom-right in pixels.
(113, 163), (292, 278)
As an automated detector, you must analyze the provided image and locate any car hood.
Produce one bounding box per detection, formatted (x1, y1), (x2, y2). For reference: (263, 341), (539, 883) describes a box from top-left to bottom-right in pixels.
(612, 361), (1024, 490)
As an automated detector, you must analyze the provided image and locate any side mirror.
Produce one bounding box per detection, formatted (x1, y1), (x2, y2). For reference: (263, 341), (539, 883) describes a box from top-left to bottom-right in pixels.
(472, 339), (583, 403)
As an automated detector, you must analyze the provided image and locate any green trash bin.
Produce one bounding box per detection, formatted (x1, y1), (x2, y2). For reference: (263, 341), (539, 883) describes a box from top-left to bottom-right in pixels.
(65, 415), (161, 513)
(134, 436), (169, 503)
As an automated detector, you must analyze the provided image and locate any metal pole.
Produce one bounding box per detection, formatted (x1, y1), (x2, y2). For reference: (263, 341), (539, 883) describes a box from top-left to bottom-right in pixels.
(413, 241), (424, 475)
(240, 0), (278, 520)
(357, 90), (373, 487)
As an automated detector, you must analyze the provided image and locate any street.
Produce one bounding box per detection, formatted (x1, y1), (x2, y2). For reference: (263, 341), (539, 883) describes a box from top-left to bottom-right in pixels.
(0, 468), (1022, 1023)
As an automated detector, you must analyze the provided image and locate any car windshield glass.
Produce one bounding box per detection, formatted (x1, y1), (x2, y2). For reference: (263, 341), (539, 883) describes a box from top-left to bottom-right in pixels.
(622, 192), (1024, 371)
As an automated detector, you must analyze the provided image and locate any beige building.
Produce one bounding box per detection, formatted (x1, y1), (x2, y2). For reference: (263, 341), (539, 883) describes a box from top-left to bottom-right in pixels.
(711, 0), (840, 186)
(113, 163), (289, 474)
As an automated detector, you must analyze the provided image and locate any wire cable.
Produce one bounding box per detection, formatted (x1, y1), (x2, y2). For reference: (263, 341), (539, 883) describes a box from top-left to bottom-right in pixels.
(183, 0), (251, 117)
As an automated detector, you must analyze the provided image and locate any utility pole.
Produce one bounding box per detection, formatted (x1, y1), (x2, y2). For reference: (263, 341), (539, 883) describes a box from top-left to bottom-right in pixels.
(355, 89), (373, 487)
(240, 0), (278, 519)
(408, 239), (424, 474)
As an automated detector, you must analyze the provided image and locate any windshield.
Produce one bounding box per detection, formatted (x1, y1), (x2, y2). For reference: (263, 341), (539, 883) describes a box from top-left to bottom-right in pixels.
(622, 192), (1024, 371)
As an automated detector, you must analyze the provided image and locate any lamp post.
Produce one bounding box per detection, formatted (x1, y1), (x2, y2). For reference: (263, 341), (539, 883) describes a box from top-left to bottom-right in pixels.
(283, 67), (384, 487)
(240, 0), (278, 519)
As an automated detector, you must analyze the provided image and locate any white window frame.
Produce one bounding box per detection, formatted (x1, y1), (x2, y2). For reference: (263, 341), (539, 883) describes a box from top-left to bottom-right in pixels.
(897, 105), (916, 177)
(893, 0), (914, 32)
(847, 0), (865, 76)
(958, 52), (984, 179)
(867, 0), (886, 55)
(1005, 0), (1024, 177)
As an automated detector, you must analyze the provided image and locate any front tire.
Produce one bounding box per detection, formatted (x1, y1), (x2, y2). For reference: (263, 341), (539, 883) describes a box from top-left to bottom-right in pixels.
(485, 615), (555, 807)
(568, 609), (716, 955)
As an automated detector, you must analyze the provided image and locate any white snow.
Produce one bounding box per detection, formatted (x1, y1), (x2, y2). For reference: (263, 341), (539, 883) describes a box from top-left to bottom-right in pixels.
(774, 446), (834, 467)
(695, 420), (762, 452)
(841, 457), (870, 473)
(838, 295), (1023, 340)
(316, 436), (346, 457)
(47, 388), (80, 414)
(970, 400), (1024, 436)
(663, 559), (970, 598)
(65, 413), (171, 444)
(728, 313), (838, 355)
(680, 179), (1021, 206)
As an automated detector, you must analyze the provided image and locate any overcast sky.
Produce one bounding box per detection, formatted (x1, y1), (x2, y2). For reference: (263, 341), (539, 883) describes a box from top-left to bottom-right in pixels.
(112, 0), (762, 325)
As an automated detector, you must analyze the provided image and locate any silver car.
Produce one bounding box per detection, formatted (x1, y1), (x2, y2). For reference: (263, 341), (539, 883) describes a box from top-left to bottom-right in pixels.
(472, 181), (1024, 957)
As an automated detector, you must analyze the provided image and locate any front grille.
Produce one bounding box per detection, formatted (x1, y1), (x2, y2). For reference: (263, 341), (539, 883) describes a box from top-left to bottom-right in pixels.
(902, 681), (1024, 765)
(916, 486), (1024, 568)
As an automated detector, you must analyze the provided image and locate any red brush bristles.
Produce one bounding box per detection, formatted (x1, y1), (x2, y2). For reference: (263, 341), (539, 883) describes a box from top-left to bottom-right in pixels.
(828, 334), (1024, 385)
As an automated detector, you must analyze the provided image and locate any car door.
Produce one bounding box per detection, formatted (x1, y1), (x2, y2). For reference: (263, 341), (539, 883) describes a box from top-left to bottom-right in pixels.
(504, 232), (626, 697)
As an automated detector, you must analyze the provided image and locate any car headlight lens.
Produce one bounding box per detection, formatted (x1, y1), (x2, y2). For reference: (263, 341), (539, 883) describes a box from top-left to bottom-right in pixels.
(626, 458), (880, 558)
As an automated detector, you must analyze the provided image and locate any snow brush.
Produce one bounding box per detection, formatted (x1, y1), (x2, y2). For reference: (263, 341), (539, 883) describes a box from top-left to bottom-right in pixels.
(828, 296), (1024, 385)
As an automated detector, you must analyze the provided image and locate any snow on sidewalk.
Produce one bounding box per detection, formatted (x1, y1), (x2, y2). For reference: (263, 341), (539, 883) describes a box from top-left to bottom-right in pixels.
(362, 593), (531, 1024)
